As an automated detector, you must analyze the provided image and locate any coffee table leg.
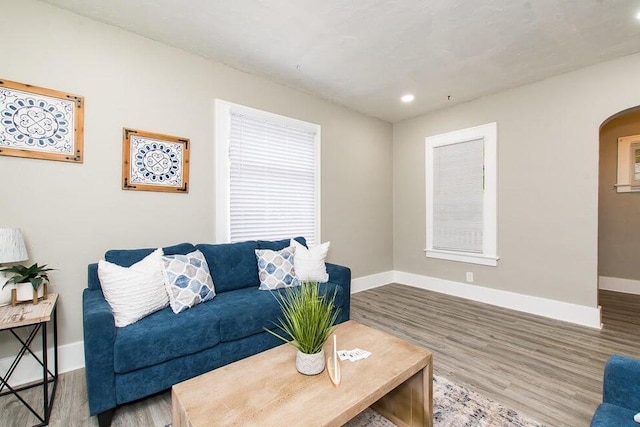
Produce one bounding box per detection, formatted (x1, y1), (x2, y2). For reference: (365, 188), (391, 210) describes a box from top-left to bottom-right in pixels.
(172, 387), (189, 427)
(372, 363), (433, 427)
(425, 362), (433, 427)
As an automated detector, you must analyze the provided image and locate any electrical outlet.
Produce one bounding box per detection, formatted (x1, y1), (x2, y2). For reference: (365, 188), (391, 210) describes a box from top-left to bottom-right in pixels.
(466, 272), (474, 283)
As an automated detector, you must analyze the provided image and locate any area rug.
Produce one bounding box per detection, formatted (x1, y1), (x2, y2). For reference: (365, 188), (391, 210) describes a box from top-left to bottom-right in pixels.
(166, 375), (545, 427)
(346, 375), (546, 427)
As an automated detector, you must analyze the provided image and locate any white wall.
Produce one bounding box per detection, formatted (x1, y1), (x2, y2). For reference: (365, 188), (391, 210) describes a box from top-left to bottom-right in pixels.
(0, 0), (393, 356)
(393, 51), (640, 309)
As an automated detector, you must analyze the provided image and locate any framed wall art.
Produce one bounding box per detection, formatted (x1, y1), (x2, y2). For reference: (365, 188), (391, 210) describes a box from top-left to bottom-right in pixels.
(122, 128), (190, 193)
(0, 78), (84, 163)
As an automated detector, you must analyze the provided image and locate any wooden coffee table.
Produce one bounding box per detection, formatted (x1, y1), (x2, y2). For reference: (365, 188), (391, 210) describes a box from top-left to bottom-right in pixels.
(172, 320), (433, 426)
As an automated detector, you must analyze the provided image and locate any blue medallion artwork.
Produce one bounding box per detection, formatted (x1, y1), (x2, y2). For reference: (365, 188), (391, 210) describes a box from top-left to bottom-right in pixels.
(130, 135), (184, 187)
(0, 88), (74, 154)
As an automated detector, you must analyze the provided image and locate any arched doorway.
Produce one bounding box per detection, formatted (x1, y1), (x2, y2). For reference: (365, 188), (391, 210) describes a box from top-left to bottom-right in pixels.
(598, 106), (640, 326)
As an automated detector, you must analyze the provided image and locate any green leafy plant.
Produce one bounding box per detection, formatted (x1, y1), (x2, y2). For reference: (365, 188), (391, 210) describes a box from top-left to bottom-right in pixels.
(266, 281), (340, 355)
(1, 263), (55, 291)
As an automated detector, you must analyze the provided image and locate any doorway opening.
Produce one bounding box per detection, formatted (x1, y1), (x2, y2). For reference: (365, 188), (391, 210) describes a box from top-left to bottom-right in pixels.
(598, 106), (640, 327)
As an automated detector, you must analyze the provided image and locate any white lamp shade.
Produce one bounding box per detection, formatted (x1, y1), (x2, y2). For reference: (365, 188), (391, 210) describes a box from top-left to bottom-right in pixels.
(0, 228), (29, 263)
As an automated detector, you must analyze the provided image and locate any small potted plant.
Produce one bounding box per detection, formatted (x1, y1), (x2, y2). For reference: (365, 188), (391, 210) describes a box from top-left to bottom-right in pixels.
(0, 263), (54, 306)
(266, 281), (340, 375)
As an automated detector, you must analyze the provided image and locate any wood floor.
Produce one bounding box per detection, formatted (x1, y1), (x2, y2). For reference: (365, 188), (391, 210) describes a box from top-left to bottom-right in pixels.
(1, 286), (639, 427)
(352, 286), (640, 426)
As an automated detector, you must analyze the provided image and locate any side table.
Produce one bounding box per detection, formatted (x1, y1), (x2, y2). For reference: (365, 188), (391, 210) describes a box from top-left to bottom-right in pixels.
(0, 293), (58, 426)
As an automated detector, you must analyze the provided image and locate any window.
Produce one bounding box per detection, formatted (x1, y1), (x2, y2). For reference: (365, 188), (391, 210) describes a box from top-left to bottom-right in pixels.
(215, 100), (320, 245)
(425, 122), (498, 266)
(633, 143), (640, 187)
(617, 135), (640, 192)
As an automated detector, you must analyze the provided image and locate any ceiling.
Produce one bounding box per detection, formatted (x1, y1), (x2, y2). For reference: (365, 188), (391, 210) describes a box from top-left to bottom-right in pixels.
(41, 0), (640, 122)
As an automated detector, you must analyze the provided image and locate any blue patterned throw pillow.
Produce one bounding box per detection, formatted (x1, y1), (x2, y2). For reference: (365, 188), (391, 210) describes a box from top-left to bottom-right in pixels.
(255, 247), (300, 290)
(162, 250), (216, 314)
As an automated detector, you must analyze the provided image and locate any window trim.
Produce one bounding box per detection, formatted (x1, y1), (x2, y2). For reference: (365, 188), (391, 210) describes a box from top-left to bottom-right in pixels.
(425, 122), (499, 267)
(214, 99), (321, 244)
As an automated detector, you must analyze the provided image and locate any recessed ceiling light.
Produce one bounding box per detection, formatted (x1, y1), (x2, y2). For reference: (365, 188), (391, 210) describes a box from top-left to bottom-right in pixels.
(401, 94), (415, 103)
(636, 10), (640, 20)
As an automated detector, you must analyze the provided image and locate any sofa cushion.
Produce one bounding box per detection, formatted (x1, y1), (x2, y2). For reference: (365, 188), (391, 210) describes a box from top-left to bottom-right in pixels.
(113, 303), (221, 373)
(163, 250), (216, 314)
(98, 248), (169, 328)
(257, 236), (306, 251)
(290, 239), (330, 283)
(196, 241), (259, 293)
(105, 242), (196, 267)
(256, 247), (299, 290)
(114, 329), (285, 405)
(590, 403), (639, 427)
(210, 281), (346, 342)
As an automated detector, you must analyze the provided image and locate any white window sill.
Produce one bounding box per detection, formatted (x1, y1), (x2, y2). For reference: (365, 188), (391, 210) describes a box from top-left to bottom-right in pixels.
(425, 249), (499, 267)
(615, 184), (640, 193)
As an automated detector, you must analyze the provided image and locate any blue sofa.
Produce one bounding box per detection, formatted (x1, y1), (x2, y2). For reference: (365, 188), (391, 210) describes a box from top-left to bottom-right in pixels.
(83, 238), (351, 426)
(591, 354), (640, 426)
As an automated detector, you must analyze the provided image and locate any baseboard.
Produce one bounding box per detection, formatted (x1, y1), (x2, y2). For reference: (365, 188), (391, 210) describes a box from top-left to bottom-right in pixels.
(352, 270), (602, 329)
(599, 276), (640, 295)
(394, 271), (602, 329)
(0, 340), (84, 387)
(351, 271), (395, 293)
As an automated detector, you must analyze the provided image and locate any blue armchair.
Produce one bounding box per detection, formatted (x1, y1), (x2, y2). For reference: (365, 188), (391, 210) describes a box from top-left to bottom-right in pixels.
(591, 354), (640, 426)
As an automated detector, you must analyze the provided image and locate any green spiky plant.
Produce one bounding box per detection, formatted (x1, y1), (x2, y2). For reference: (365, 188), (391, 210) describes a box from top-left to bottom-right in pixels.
(1, 263), (55, 292)
(266, 281), (340, 355)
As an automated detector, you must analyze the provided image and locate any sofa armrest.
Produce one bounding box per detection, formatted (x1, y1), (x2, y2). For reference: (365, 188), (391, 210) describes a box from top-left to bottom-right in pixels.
(603, 354), (640, 410)
(83, 288), (117, 415)
(88, 263), (101, 291)
(326, 263), (351, 321)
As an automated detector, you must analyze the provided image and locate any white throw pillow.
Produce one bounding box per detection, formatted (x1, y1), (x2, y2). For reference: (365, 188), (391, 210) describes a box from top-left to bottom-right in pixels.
(98, 248), (169, 327)
(290, 239), (330, 283)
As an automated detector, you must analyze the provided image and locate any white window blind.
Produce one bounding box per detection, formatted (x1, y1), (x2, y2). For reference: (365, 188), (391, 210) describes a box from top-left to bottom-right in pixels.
(432, 139), (484, 253)
(227, 110), (318, 246)
(425, 122), (498, 266)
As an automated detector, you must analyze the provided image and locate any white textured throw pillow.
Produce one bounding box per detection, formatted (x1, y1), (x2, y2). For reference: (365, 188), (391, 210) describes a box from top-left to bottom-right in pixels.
(290, 239), (330, 283)
(98, 248), (169, 327)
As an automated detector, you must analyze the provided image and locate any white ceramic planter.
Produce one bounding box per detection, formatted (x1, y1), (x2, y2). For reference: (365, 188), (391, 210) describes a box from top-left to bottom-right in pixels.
(15, 282), (44, 302)
(296, 349), (325, 375)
